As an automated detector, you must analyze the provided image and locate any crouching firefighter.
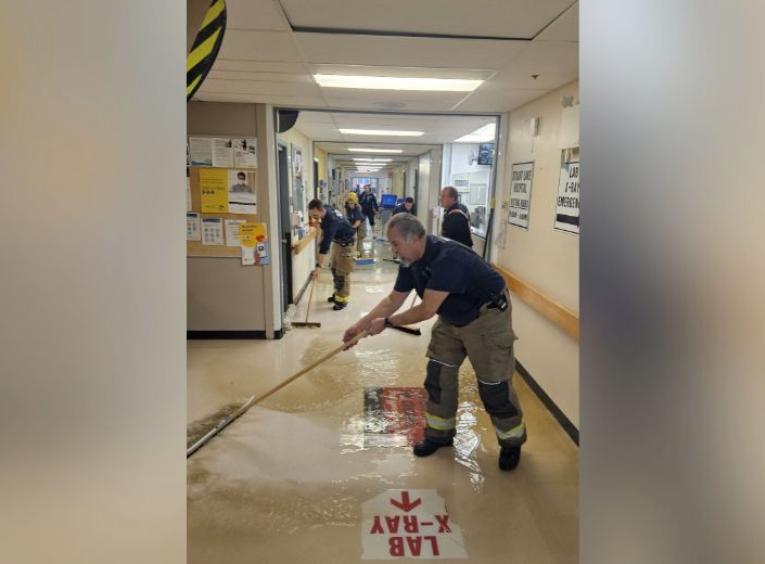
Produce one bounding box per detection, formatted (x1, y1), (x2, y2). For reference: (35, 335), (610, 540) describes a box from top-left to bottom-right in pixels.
(342, 213), (526, 471)
(308, 198), (357, 311)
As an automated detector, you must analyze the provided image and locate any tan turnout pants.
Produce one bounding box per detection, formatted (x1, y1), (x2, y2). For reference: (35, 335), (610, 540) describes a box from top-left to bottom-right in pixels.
(423, 300), (526, 448)
(330, 239), (356, 303)
(356, 221), (367, 256)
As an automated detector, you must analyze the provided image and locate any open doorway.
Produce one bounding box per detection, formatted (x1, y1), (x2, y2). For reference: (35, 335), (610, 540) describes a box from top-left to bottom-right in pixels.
(277, 143), (293, 311)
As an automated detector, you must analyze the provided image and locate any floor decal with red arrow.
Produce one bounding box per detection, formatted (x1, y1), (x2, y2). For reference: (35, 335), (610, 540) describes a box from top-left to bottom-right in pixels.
(361, 489), (467, 560)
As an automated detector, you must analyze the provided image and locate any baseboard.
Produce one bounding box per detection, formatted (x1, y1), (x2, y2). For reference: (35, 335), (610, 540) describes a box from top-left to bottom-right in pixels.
(516, 360), (579, 446)
(187, 330), (284, 340)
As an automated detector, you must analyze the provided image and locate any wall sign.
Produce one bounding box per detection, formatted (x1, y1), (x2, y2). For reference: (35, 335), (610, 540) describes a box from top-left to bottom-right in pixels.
(199, 168), (228, 213)
(189, 137), (257, 168)
(554, 158), (580, 234)
(508, 161), (534, 229)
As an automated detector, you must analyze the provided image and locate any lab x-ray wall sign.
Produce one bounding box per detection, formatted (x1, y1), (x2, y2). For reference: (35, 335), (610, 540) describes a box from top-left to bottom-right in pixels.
(554, 159), (580, 234)
(361, 489), (467, 560)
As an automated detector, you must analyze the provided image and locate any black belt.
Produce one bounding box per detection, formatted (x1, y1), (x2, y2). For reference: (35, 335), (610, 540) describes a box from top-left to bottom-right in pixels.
(334, 239), (354, 247)
(486, 293), (509, 311)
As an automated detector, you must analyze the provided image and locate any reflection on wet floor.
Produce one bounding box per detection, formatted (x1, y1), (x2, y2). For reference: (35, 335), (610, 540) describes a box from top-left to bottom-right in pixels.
(188, 243), (578, 563)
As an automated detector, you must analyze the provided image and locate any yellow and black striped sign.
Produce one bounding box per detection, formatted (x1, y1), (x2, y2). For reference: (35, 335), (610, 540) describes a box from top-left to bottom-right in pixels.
(187, 0), (227, 101)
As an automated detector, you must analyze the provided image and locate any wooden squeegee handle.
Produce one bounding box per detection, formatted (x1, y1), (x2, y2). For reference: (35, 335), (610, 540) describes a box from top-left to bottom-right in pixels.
(248, 330), (368, 408)
(304, 277), (316, 324)
(186, 330), (369, 458)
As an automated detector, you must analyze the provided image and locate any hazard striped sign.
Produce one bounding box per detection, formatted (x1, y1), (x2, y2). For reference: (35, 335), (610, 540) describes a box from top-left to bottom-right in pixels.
(187, 0), (227, 101)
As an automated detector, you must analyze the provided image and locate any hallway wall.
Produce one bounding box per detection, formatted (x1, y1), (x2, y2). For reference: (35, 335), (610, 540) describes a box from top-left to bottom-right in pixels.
(186, 102), (273, 333)
(278, 126), (317, 297)
(496, 81), (580, 426)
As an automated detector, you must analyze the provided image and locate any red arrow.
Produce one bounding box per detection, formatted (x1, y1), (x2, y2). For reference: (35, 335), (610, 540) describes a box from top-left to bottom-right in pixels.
(390, 491), (422, 512)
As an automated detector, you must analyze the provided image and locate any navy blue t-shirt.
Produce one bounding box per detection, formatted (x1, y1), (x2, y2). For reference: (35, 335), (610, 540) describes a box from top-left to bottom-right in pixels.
(393, 236), (506, 326)
(318, 208), (356, 254)
(345, 204), (365, 225)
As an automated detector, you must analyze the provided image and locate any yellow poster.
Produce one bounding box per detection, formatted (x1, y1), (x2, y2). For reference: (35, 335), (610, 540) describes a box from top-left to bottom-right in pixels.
(240, 222), (269, 265)
(199, 168), (228, 213)
(239, 222), (266, 247)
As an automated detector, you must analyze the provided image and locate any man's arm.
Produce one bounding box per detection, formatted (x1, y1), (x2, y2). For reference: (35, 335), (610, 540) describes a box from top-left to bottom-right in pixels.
(342, 290), (409, 343)
(387, 289), (448, 327)
(343, 289), (449, 347)
(313, 219), (336, 277)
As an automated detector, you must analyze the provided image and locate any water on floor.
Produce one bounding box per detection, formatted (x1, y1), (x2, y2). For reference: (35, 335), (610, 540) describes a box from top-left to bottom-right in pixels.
(187, 240), (578, 563)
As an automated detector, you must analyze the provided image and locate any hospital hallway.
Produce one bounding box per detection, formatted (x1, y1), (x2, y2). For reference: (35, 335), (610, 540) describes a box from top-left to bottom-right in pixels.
(187, 241), (578, 564)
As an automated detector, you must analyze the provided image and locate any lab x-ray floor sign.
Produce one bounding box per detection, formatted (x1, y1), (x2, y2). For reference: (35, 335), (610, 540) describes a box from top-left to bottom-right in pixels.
(361, 489), (467, 559)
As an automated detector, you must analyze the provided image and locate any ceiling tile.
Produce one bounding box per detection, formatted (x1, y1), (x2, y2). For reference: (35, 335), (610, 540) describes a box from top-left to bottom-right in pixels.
(225, 0), (291, 31)
(295, 33), (526, 69)
(207, 70), (313, 82)
(195, 91), (328, 107)
(536, 1), (578, 41)
(212, 60), (308, 73)
(219, 30), (302, 62)
(281, 0), (573, 39)
(454, 88), (549, 112)
(322, 90), (467, 112)
(199, 78), (322, 97)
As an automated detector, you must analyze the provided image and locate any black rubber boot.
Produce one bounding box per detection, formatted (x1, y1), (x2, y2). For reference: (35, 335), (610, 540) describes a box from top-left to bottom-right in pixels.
(412, 438), (453, 457)
(327, 294), (336, 303)
(332, 301), (348, 311)
(498, 446), (521, 471)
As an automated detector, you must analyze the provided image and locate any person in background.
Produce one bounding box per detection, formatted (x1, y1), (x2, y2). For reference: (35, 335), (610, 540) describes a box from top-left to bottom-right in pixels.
(393, 196), (416, 216)
(359, 184), (379, 231)
(342, 213), (525, 471)
(345, 191), (366, 257)
(439, 186), (473, 248)
(308, 199), (357, 311)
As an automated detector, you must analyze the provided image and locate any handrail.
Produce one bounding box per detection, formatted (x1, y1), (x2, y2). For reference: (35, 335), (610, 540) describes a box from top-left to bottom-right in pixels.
(491, 263), (579, 341)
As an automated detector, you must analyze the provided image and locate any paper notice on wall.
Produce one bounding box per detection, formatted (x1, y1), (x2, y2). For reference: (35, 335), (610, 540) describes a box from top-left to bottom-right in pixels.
(559, 105), (580, 149)
(554, 160), (580, 234)
(228, 169), (256, 214)
(189, 137), (213, 166)
(199, 168), (229, 213)
(234, 138), (257, 168)
(212, 138), (234, 168)
(241, 246), (256, 266)
(201, 217), (224, 246)
(508, 162), (534, 229)
(225, 219), (246, 247)
(186, 212), (201, 241)
(240, 222), (269, 265)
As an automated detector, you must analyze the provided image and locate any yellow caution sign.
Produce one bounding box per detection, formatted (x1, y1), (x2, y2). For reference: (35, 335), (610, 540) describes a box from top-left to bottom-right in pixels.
(187, 0), (227, 101)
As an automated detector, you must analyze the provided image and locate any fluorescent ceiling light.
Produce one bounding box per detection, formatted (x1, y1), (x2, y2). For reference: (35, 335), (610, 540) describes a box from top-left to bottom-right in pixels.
(339, 128), (424, 137)
(348, 148), (403, 154)
(314, 74), (482, 92)
(352, 157), (392, 162)
(454, 123), (496, 143)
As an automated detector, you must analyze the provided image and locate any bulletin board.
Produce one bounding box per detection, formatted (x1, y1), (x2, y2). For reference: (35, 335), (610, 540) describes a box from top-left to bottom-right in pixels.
(187, 166), (260, 258)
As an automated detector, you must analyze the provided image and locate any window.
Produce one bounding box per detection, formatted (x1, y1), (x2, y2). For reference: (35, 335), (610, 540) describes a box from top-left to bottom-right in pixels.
(450, 169), (490, 235)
